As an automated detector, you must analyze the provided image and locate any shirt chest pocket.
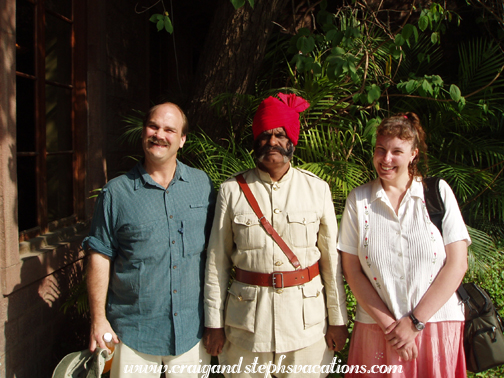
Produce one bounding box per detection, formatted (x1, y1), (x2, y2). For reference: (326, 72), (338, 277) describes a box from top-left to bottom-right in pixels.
(233, 214), (266, 250)
(287, 212), (320, 248)
(182, 203), (210, 257)
(225, 282), (258, 333)
(116, 220), (160, 258)
(119, 222), (155, 239)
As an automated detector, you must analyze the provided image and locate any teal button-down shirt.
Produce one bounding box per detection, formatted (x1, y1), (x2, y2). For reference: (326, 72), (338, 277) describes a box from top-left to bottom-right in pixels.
(83, 160), (216, 356)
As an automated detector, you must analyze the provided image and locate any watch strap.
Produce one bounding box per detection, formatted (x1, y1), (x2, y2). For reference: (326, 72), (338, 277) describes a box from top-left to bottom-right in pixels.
(409, 313), (425, 331)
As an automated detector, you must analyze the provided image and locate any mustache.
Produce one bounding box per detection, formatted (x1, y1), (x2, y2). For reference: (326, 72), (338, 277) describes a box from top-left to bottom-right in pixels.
(255, 144), (294, 162)
(147, 136), (169, 146)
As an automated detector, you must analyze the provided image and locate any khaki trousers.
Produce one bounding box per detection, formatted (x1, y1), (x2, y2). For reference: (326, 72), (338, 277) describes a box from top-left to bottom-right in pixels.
(110, 340), (211, 378)
(218, 337), (334, 378)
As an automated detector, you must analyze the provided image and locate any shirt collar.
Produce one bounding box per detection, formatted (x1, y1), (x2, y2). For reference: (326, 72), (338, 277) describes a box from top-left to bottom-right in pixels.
(370, 176), (424, 203)
(133, 159), (188, 190)
(370, 179), (383, 204)
(410, 176), (425, 199)
(254, 163), (293, 184)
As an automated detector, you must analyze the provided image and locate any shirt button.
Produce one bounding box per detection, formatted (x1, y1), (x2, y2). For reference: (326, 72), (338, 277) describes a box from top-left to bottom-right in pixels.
(274, 208), (280, 214)
(237, 296), (243, 301)
(246, 220), (251, 226)
(170, 215), (173, 219)
(174, 313), (178, 316)
(173, 290), (177, 293)
(398, 253), (403, 257)
(400, 276), (404, 280)
(173, 265), (177, 269)
(273, 184), (279, 190)
(276, 289), (283, 294)
(274, 261), (283, 266)
(172, 240), (176, 244)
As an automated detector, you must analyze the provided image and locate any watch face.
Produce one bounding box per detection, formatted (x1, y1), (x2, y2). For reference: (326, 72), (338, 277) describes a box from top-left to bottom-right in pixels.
(415, 322), (425, 331)
(410, 313), (425, 331)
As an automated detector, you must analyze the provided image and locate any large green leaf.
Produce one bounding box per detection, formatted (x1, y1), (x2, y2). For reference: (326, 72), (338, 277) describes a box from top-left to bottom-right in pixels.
(230, 0), (245, 10)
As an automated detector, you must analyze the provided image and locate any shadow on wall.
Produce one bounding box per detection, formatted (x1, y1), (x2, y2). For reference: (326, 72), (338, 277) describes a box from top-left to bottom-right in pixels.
(4, 252), (89, 378)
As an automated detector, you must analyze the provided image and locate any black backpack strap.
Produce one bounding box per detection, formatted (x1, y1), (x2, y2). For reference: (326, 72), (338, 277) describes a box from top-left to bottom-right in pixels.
(423, 176), (445, 236)
(457, 284), (470, 303)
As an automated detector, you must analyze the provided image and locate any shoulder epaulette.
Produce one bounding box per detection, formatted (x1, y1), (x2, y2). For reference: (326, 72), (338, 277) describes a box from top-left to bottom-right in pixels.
(295, 167), (323, 180)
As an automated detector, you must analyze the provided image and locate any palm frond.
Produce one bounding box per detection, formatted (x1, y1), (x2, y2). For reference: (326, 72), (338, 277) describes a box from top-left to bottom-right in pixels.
(181, 129), (255, 188)
(458, 38), (504, 97)
(466, 225), (502, 277)
(120, 110), (144, 145)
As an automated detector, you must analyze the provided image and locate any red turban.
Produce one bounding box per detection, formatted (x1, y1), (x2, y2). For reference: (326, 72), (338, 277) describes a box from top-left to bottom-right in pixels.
(252, 93), (310, 146)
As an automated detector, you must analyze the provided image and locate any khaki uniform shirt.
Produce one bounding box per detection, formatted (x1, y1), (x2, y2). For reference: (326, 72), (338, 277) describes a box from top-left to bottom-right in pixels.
(204, 166), (347, 353)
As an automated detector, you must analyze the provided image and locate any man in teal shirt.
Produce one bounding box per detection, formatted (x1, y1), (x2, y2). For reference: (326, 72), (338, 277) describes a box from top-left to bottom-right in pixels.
(83, 102), (216, 377)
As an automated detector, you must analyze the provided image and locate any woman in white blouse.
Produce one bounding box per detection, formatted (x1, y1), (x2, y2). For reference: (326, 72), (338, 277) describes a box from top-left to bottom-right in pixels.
(338, 113), (470, 377)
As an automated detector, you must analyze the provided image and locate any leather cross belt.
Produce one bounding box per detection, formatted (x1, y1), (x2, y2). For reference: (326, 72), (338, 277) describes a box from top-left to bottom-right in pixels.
(234, 263), (320, 289)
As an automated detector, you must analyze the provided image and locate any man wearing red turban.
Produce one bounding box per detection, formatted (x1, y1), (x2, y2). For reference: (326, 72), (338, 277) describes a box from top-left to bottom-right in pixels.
(203, 93), (348, 377)
(252, 92), (309, 146)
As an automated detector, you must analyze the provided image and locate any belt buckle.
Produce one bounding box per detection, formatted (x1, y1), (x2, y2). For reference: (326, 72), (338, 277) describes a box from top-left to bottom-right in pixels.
(272, 272), (284, 289)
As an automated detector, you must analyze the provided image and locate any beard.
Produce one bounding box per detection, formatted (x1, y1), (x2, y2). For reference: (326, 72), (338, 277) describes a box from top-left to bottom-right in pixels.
(254, 141), (294, 163)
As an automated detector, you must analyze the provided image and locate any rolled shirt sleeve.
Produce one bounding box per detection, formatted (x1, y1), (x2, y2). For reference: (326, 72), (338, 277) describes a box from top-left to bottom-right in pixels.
(82, 187), (117, 259)
(82, 161), (216, 356)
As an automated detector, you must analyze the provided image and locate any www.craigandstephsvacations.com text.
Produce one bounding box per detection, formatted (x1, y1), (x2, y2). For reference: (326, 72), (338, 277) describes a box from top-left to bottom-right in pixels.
(122, 356), (403, 376)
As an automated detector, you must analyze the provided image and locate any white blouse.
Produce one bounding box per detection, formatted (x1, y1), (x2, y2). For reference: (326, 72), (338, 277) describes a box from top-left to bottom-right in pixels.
(337, 177), (471, 324)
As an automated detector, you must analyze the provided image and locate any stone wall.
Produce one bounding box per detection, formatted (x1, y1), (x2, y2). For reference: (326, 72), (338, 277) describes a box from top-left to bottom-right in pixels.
(0, 0), (152, 376)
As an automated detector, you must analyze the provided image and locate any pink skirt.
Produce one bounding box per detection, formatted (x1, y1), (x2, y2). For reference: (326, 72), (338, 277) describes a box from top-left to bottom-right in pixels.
(345, 321), (466, 378)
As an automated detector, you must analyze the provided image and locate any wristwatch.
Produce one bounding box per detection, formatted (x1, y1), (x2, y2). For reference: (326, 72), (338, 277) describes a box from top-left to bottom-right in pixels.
(409, 313), (425, 331)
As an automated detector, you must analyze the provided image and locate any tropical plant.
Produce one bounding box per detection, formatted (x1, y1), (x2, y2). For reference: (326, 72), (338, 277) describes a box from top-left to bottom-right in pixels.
(144, 0), (255, 35)
(182, 128), (256, 189)
(125, 1), (504, 277)
(59, 4), (504, 378)
(195, 4), (504, 374)
(210, 0), (504, 277)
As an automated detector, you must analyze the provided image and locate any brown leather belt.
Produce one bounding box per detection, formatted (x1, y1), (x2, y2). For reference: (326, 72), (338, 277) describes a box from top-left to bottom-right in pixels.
(234, 263), (320, 289)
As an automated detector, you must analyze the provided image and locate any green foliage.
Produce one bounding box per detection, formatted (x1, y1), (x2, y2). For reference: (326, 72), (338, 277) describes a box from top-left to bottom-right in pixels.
(139, 0), (504, 288)
(182, 130), (256, 190)
(65, 3), (504, 373)
(133, 2), (504, 371)
(60, 273), (90, 316)
(88, 188), (102, 199)
(279, 0), (504, 277)
(230, 0), (254, 10)
(119, 109), (145, 145)
(149, 12), (173, 34)
(465, 251), (504, 378)
(181, 1), (504, 278)
(147, 0), (255, 36)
